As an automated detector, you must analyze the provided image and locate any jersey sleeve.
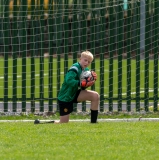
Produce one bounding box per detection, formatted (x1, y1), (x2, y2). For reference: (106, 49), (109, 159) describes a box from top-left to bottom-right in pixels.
(65, 70), (80, 87)
(69, 66), (79, 73)
(84, 67), (89, 71)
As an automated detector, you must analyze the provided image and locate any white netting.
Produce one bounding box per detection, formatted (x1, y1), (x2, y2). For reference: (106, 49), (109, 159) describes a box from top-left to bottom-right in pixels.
(0, 0), (158, 112)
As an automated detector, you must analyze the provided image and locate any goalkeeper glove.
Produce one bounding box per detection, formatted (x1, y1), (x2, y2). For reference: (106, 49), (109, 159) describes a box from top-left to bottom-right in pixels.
(91, 71), (97, 81)
(81, 77), (95, 88)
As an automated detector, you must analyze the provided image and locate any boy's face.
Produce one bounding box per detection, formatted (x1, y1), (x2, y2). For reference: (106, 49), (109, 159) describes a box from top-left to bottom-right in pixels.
(79, 56), (92, 69)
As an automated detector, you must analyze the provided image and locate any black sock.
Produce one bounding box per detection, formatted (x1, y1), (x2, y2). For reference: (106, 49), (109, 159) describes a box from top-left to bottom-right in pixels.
(91, 110), (98, 123)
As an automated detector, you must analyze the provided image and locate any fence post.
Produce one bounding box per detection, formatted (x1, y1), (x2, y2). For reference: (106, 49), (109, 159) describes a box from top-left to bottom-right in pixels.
(12, 0), (18, 112)
(64, 0), (69, 75)
(48, 0), (54, 112)
(99, 0), (105, 112)
(21, 0), (27, 112)
(3, 0), (10, 112)
(144, 0), (150, 111)
(72, 0), (78, 112)
(108, 0), (114, 112)
(126, 0), (132, 111)
(133, 1), (140, 111)
(0, 0), (3, 54)
(73, 0), (78, 64)
(153, 0), (159, 111)
(90, 0), (96, 91)
(34, 0), (40, 56)
(117, 0), (123, 111)
(39, 0), (45, 112)
(56, 0), (63, 111)
(30, 0), (36, 112)
(81, 0), (88, 111)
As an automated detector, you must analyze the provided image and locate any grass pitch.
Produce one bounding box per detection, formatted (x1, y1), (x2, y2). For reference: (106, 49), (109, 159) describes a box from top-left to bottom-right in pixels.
(0, 121), (159, 160)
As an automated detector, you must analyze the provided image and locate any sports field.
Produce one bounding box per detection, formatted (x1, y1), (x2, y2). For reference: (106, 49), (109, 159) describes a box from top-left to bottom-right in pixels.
(0, 58), (158, 99)
(0, 121), (159, 160)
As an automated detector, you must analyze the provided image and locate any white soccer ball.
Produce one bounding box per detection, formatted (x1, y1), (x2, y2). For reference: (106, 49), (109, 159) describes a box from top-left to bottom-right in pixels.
(80, 70), (92, 80)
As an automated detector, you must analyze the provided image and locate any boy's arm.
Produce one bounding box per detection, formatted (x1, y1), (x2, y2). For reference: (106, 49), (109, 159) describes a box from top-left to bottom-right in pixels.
(65, 71), (80, 87)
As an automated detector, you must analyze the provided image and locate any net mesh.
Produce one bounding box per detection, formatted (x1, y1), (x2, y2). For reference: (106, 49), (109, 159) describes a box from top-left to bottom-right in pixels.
(0, 0), (158, 112)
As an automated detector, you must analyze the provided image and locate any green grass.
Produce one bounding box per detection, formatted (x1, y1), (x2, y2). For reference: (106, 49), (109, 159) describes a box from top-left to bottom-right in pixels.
(0, 121), (159, 160)
(0, 57), (159, 100)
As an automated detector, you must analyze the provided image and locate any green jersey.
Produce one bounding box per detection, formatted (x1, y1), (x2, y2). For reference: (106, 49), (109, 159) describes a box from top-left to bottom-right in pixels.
(58, 62), (89, 102)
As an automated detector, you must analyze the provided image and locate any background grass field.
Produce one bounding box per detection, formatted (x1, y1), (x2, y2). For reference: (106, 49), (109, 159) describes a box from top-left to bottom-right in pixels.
(0, 121), (159, 160)
(0, 58), (158, 100)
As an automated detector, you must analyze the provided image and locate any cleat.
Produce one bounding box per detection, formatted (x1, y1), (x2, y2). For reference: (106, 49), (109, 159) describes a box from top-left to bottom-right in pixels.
(34, 119), (40, 124)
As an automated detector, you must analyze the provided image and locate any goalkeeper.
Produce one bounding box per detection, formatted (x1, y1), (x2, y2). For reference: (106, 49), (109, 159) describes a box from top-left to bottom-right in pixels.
(56, 50), (99, 124)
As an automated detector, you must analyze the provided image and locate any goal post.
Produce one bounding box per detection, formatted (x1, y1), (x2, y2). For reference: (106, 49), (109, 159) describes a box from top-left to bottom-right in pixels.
(0, 0), (159, 113)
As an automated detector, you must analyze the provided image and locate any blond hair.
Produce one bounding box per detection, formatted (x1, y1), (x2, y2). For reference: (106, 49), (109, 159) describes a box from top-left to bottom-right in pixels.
(80, 51), (94, 61)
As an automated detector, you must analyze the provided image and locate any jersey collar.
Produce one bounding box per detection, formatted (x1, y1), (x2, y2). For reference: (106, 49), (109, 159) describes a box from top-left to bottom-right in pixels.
(78, 62), (84, 70)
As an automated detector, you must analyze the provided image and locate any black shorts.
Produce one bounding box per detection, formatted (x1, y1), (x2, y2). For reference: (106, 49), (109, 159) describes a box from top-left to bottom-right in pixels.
(58, 89), (81, 116)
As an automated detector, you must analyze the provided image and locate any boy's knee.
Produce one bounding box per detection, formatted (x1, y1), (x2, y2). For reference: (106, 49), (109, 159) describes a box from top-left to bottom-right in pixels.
(93, 92), (100, 101)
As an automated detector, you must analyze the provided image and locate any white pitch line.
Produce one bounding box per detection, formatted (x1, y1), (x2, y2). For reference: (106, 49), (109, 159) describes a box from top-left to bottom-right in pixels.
(104, 88), (159, 97)
(0, 72), (65, 79)
(1, 118), (159, 123)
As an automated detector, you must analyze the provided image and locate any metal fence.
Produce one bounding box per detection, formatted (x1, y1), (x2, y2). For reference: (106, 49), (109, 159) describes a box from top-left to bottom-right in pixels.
(0, 0), (159, 112)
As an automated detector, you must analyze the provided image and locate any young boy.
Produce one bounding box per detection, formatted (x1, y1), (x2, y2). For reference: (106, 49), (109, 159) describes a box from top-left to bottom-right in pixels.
(57, 51), (99, 123)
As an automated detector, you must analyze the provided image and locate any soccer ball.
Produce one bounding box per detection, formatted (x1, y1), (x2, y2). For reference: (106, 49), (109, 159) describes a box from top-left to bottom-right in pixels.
(80, 70), (93, 80)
